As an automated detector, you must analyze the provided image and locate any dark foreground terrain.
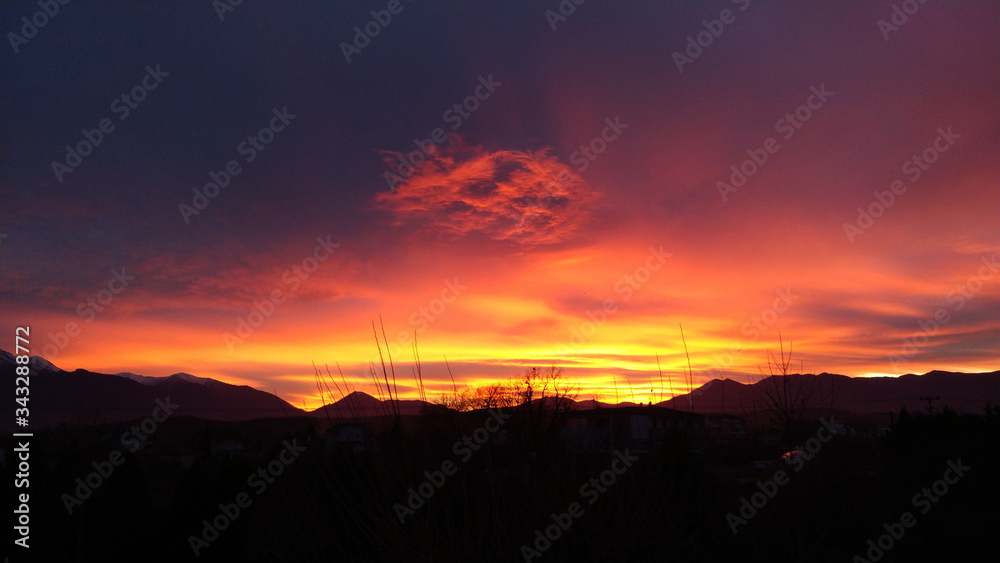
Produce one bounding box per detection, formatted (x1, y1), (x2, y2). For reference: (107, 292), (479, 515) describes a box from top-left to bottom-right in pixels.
(5, 398), (998, 563)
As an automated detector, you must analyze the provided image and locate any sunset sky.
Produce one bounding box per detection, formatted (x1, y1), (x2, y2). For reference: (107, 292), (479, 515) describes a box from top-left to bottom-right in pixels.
(2, 1), (998, 409)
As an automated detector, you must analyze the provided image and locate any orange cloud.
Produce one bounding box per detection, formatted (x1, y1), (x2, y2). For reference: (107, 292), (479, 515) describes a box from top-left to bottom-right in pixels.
(374, 136), (599, 246)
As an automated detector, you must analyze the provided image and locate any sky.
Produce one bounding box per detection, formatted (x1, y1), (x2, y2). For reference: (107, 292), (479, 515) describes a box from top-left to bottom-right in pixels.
(2, 1), (998, 409)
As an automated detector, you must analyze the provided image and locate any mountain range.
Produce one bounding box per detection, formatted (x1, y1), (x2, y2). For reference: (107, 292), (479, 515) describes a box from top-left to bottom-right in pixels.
(2, 350), (997, 431)
(656, 371), (1000, 416)
(0, 350), (301, 430)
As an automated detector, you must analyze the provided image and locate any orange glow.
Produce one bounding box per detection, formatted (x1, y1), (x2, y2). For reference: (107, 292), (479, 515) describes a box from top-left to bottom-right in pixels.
(20, 220), (998, 405)
(6, 20), (998, 406)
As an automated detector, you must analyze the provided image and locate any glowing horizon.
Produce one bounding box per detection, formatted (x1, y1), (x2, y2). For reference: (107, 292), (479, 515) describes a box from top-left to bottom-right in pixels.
(2, 2), (998, 412)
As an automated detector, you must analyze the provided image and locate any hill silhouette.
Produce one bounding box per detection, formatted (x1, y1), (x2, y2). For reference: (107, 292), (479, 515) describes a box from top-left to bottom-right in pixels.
(4, 350), (997, 430)
(659, 371), (1000, 415)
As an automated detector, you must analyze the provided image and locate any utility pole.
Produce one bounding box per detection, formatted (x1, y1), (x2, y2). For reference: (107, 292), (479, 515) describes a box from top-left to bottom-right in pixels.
(919, 395), (940, 415)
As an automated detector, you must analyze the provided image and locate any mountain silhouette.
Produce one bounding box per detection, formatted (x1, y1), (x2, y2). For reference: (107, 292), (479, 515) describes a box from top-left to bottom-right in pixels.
(0, 350), (301, 430)
(311, 390), (443, 418)
(658, 371), (1000, 415)
(4, 350), (998, 430)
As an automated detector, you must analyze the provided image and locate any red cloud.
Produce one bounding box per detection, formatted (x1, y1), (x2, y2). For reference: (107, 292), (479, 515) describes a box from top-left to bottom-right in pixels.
(374, 136), (599, 246)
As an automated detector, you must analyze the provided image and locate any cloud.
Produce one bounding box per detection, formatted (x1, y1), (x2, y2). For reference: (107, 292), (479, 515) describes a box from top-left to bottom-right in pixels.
(374, 136), (599, 246)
